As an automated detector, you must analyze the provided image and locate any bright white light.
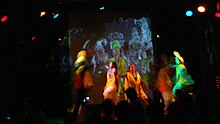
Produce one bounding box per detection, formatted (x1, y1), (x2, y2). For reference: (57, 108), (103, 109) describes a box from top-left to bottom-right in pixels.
(40, 11), (46, 17)
(198, 6), (206, 13)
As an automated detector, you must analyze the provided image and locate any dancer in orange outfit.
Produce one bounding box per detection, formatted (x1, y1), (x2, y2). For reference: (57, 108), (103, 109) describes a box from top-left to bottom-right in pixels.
(156, 54), (175, 115)
(103, 61), (120, 104)
(121, 64), (148, 105)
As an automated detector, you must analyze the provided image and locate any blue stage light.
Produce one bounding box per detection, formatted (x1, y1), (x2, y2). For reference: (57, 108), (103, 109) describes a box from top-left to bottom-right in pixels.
(186, 10), (193, 16)
(53, 13), (59, 19)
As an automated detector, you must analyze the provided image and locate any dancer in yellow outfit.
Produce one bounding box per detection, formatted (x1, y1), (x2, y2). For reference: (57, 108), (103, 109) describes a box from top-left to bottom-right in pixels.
(103, 61), (120, 104)
(121, 64), (148, 105)
(68, 50), (94, 123)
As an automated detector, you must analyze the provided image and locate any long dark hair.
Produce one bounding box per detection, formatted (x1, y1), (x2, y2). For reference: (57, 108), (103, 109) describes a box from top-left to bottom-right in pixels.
(111, 62), (118, 75)
(112, 61), (117, 70)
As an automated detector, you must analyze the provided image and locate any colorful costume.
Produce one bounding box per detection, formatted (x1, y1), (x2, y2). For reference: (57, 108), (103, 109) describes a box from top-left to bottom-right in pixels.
(172, 64), (195, 95)
(156, 66), (174, 114)
(73, 50), (94, 104)
(103, 69), (119, 104)
(172, 51), (195, 95)
(124, 72), (148, 102)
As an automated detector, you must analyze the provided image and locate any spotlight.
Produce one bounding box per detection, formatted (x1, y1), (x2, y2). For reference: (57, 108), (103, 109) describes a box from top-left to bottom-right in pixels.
(186, 10), (193, 17)
(197, 5), (206, 13)
(53, 13), (59, 19)
(215, 12), (220, 18)
(100, 6), (104, 10)
(32, 36), (36, 41)
(1, 15), (8, 22)
(40, 11), (46, 17)
(216, 1), (220, 18)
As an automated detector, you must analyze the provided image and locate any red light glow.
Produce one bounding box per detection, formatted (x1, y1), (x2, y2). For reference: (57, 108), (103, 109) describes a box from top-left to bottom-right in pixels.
(215, 12), (220, 18)
(32, 36), (36, 41)
(1, 16), (8, 22)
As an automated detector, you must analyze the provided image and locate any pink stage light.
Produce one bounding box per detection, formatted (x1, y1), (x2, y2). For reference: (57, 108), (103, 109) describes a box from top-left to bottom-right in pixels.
(32, 36), (36, 41)
(1, 15), (8, 22)
(215, 12), (220, 18)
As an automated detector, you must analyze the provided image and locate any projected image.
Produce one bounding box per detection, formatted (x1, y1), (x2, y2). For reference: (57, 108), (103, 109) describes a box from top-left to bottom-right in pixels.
(61, 13), (155, 103)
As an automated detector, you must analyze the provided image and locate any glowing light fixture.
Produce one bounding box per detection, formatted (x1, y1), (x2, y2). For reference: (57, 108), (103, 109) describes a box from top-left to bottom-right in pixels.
(215, 12), (220, 18)
(197, 5), (206, 13)
(215, 1), (220, 18)
(32, 36), (36, 41)
(40, 11), (46, 17)
(186, 10), (193, 16)
(53, 13), (59, 19)
(1, 15), (8, 22)
(100, 6), (104, 10)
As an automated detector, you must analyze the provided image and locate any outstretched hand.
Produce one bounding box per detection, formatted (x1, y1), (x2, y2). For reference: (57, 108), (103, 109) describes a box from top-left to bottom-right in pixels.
(173, 51), (180, 57)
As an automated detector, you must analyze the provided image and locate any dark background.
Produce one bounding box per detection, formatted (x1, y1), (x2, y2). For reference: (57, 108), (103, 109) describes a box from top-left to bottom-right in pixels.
(1, 0), (219, 118)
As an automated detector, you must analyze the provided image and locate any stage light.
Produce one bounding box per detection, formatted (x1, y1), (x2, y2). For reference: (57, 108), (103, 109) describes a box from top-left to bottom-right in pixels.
(1, 15), (8, 22)
(53, 13), (59, 19)
(100, 6), (104, 10)
(156, 35), (160, 38)
(197, 5), (206, 13)
(215, 12), (220, 18)
(40, 11), (46, 17)
(186, 10), (193, 17)
(32, 36), (36, 41)
(216, 1), (220, 18)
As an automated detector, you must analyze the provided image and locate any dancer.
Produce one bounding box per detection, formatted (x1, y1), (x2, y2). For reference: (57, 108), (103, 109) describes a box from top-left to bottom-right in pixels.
(70, 50), (94, 123)
(172, 51), (195, 95)
(103, 61), (120, 104)
(109, 40), (129, 96)
(121, 64), (148, 105)
(156, 54), (175, 115)
(73, 50), (94, 104)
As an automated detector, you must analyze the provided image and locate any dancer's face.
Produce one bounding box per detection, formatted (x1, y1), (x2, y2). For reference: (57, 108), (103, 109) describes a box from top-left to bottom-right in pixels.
(129, 64), (135, 72)
(161, 56), (168, 65)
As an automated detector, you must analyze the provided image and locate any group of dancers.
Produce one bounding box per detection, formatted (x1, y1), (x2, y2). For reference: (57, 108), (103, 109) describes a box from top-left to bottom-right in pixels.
(71, 49), (195, 117)
(103, 50), (195, 104)
(103, 61), (148, 105)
